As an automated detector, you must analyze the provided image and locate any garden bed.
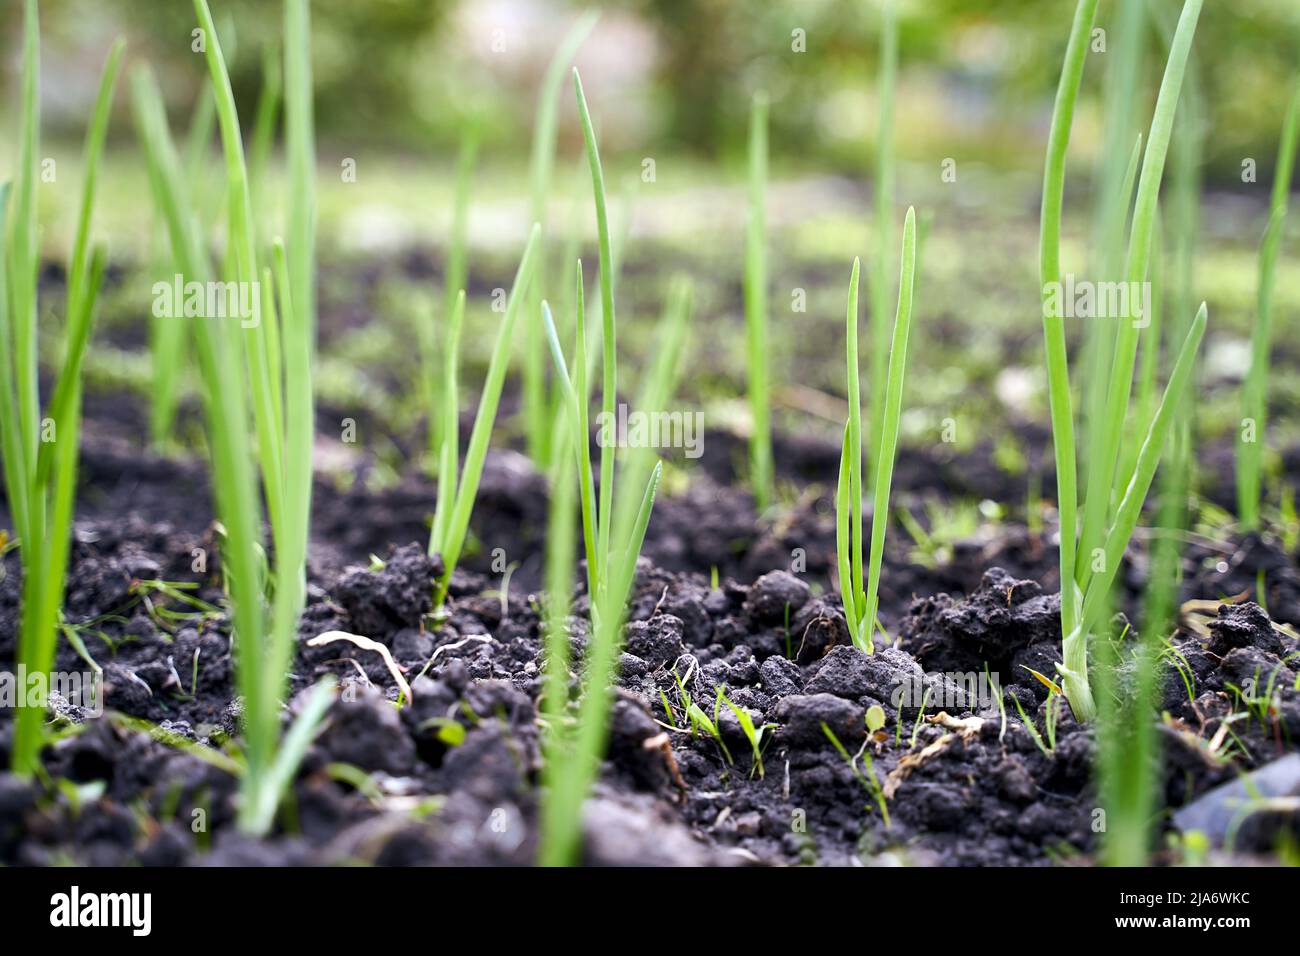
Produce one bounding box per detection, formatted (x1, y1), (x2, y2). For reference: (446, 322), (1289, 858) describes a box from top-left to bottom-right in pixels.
(3, 402), (1299, 867)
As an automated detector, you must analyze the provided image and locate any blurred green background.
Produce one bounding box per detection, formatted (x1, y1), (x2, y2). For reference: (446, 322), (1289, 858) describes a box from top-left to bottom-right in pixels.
(6, 0), (1298, 173)
(3, 0), (1300, 507)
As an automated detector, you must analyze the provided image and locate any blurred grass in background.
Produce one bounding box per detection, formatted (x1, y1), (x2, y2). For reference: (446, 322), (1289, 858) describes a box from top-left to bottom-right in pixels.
(5, 0), (1298, 174)
(3, 0), (1300, 501)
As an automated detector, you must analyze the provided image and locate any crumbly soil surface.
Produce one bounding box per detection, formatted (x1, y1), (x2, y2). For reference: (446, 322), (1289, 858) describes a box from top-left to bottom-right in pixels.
(2, 416), (1300, 866)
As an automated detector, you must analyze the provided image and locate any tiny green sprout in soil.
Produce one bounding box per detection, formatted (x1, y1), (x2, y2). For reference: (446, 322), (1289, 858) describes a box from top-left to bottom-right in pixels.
(718, 687), (775, 780)
(837, 206), (917, 655)
(822, 721), (889, 826)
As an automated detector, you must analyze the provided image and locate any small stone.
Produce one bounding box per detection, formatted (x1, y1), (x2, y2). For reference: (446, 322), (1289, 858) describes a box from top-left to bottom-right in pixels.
(334, 543), (441, 640)
(624, 615), (686, 669)
(102, 663), (153, 717)
(790, 598), (850, 664)
(1208, 601), (1283, 656)
(996, 757), (1036, 802)
(804, 644), (925, 711)
(775, 693), (865, 748)
(759, 656), (803, 697)
(390, 627), (434, 663)
(618, 653), (649, 680)
(316, 686), (416, 775)
(744, 571), (812, 625)
(1173, 753), (1300, 846)
(1220, 646), (1295, 691)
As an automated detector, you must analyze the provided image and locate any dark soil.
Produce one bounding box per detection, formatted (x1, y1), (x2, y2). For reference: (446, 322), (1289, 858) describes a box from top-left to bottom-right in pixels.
(3, 401), (1300, 866)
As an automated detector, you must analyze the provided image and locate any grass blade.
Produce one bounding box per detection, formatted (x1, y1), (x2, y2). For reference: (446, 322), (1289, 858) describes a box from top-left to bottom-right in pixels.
(1076, 0), (1204, 584)
(569, 262), (598, 595)
(524, 12), (599, 467)
(9, 0), (41, 517)
(542, 293), (600, 600)
(1079, 303), (1208, 642)
(433, 127), (477, 467)
(835, 421), (856, 635)
(538, 412), (577, 866)
(860, 207), (917, 653)
(5, 19), (123, 776)
(435, 224), (543, 603)
(573, 68), (617, 582)
(844, 257), (866, 635)
(619, 461), (663, 590)
(282, 0), (317, 598)
(744, 90), (772, 510)
(1238, 74), (1300, 530)
(868, 0), (898, 484)
(1038, 0), (1099, 657)
(244, 676), (336, 835)
(133, 51), (269, 827)
(195, 0), (285, 547)
(0, 185), (28, 576)
(550, 461), (662, 866)
(430, 289), (465, 554)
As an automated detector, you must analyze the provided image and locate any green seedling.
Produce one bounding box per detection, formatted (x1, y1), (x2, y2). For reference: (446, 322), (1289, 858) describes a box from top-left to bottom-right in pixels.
(1, 0), (122, 776)
(865, 704), (886, 734)
(1010, 693), (1050, 757)
(537, 69), (681, 867)
(127, 0), (333, 834)
(718, 688), (774, 779)
(130, 579), (220, 632)
(431, 225), (543, 605)
(822, 722), (890, 826)
(429, 289), (466, 554)
(540, 417), (578, 735)
(909, 685), (932, 749)
(1038, 0), (1206, 722)
(837, 208), (918, 653)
